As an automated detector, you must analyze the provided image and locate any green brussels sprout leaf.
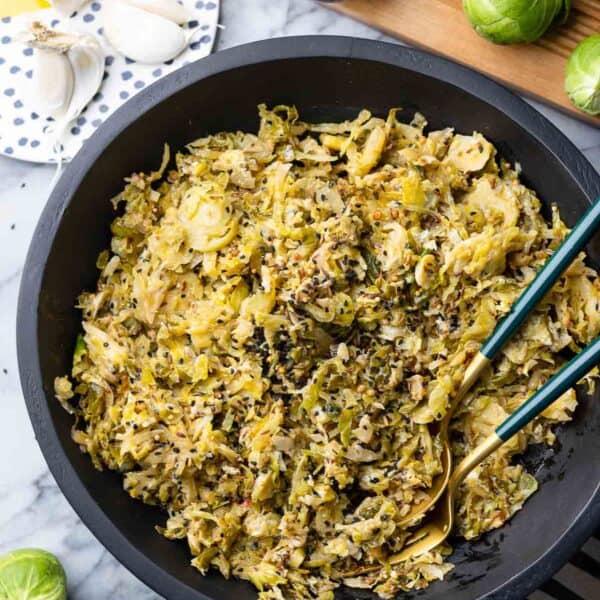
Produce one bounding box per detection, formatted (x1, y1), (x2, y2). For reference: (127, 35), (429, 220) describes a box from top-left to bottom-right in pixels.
(556, 0), (571, 25)
(463, 0), (568, 45)
(565, 34), (600, 116)
(0, 549), (67, 600)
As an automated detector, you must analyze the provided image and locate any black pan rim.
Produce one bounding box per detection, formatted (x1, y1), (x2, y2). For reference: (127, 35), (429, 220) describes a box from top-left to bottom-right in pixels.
(16, 35), (600, 600)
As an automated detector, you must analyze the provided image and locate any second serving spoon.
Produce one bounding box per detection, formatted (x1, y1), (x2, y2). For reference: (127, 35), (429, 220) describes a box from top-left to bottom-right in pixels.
(397, 197), (600, 528)
(343, 197), (600, 577)
(385, 334), (600, 565)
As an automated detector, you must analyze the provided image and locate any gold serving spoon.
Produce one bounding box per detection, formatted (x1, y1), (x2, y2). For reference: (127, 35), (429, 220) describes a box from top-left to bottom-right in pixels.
(386, 334), (600, 566)
(396, 198), (600, 529)
(347, 334), (600, 575)
(345, 198), (600, 575)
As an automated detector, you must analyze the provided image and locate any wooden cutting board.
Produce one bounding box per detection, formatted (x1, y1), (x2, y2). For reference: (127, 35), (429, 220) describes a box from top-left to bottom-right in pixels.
(325, 0), (600, 126)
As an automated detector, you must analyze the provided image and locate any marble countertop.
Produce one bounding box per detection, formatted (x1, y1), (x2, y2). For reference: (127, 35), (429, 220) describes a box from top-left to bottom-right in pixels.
(0, 1), (598, 598)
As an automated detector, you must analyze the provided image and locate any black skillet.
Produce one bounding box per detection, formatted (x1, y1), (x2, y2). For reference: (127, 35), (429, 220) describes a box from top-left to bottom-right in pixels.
(17, 37), (600, 600)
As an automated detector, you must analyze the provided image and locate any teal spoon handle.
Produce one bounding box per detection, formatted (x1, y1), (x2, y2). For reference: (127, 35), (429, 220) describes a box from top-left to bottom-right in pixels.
(496, 336), (600, 441)
(480, 199), (600, 360)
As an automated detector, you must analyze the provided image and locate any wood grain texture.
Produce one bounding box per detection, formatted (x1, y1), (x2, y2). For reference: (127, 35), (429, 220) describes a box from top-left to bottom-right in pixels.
(326, 0), (600, 126)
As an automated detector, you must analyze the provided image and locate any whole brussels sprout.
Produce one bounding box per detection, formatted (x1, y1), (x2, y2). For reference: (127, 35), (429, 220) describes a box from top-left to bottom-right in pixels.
(565, 34), (600, 116)
(0, 549), (66, 600)
(463, 0), (570, 45)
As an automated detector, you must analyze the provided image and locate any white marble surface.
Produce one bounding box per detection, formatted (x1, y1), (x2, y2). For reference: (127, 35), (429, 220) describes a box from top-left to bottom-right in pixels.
(0, 1), (598, 599)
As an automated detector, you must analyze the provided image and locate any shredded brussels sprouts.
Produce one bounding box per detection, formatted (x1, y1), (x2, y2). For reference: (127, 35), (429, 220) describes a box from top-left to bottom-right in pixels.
(55, 105), (600, 599)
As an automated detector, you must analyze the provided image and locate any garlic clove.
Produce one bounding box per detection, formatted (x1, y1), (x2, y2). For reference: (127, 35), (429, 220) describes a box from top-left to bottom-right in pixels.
(104, 0), (187, 64)
(22, 23), (104, 152)
(65, 35), (104, 119)
(21, 20), (82, 52)
(33, 48), (74, 119)
(122, 0), (191, 25)
(51, 0), (90, 17)
(51, 34), (104, 141)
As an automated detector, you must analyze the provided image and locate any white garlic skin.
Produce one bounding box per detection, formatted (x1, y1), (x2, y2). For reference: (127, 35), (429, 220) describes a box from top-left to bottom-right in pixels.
(123, 0), (191, 25)
(60, 35), (105, 128)
(34, 48), (74, 119)
(104, 0), (188, 64)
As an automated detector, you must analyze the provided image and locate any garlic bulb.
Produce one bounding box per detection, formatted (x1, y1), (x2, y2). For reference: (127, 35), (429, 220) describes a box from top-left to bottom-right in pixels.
(51, 0), (89, 17)
(22, 22), (104, 151)
(34, 48), (74, 119)
(123, 0), (191, 25)
(104, 0), (188, 64)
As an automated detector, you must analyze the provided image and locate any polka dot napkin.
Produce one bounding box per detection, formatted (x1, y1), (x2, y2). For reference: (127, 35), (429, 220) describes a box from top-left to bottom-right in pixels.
(0, 0), (219, 163)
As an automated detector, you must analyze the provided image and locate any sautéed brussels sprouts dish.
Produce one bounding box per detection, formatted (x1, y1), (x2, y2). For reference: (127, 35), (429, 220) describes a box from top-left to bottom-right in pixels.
(55, 106), (600, 599)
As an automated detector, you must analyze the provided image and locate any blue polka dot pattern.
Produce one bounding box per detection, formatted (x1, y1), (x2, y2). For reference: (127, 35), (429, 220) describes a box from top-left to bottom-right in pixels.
(191, 35), (211, 51)
(0, 0), (219, 162)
